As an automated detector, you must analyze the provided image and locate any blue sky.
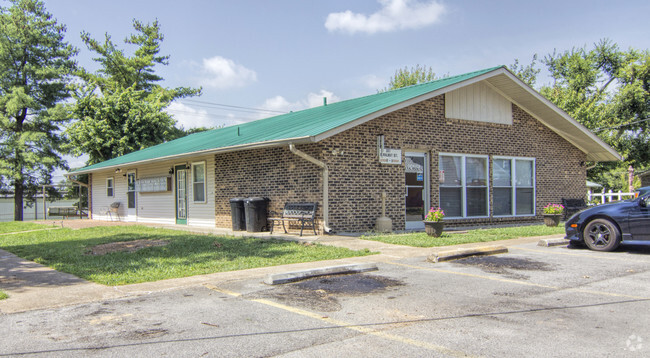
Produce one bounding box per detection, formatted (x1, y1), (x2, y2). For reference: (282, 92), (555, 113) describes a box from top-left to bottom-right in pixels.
(39, 0), (649, 174)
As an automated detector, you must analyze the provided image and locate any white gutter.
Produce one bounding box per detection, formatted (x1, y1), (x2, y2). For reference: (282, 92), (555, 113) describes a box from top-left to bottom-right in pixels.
(69, 136), (315, 175)
(288, 144), (331, 234)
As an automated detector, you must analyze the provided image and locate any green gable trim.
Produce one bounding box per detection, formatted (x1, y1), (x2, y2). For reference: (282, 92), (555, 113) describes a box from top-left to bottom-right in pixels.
(71, 66), (503, 173)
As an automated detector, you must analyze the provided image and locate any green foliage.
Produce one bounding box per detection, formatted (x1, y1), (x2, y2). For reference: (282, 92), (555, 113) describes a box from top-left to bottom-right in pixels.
(514, 40), (649, 189)
(0, 290), (8, 300)
(66, 20), (201, 165)
(382, 64), (438, 91)
(0, 225), (374, 285)
(0, 0), (77, 220)
(508, 54), (541, 87)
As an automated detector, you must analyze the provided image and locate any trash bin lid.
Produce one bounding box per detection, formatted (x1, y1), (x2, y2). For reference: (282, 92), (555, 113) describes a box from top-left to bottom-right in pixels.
(230, 197), (247, 202)
(245, 197), (269, 202)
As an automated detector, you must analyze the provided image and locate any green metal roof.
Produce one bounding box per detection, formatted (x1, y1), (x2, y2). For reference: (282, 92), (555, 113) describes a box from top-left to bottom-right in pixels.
(71, 66), (503, 173)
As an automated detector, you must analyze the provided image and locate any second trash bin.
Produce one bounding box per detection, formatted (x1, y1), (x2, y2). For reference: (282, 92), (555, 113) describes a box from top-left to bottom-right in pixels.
(244, 197), (269, 232)
(229, 198), (246, 231)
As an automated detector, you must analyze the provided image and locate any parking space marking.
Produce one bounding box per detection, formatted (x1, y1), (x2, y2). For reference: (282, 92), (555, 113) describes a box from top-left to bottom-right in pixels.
(511, 247), (650, 263)
(203, 283), (475, 357)
(387, 262), (649, 300)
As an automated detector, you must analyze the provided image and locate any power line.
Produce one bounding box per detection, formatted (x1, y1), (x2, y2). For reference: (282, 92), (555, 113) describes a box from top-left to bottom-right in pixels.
(180, 99), (287, 114)
(166, 109), (259, 122)
(594, 117), (650, 132)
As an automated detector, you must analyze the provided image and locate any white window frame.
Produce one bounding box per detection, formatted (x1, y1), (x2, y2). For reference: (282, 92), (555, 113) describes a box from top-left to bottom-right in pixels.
(439, 153), (490, 219)
(106, 177), (114, 197)
(492, 156), (536, 217)
(191, 161), (206, 204)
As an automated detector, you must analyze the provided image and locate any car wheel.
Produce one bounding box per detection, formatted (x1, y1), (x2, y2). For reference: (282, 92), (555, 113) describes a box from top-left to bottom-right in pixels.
(583, 218), (621, 252)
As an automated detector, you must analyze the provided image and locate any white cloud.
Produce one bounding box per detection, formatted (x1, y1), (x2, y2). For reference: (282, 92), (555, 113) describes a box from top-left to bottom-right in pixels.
(325, 0), (446, 35)
(199, 56), (257, 89)
(361, 74), (387, 90)
(259, 90), (341, 118)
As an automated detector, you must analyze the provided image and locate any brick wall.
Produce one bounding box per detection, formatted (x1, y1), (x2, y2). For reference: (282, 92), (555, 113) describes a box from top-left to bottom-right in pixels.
(213, 94), (587, 232)
(213, 146), (323, 230)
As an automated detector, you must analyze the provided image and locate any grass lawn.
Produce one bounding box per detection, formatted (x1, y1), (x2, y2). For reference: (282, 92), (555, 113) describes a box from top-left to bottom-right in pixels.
(0, 223), (374, 286)
(0, 221), (50, 234)
(361, 224), (565, 247)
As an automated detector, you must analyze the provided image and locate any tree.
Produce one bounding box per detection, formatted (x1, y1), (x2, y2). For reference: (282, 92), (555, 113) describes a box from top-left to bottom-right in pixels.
(66, 20), (200, 165)
(509, 54), (541, 87)
(382, 64), (438, 91)
(0, 0), (77, 220)
(509, 40), (649, 190)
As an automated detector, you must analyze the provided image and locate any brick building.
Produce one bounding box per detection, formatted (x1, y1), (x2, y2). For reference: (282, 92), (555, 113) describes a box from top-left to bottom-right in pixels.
(69, 66), (621, 232)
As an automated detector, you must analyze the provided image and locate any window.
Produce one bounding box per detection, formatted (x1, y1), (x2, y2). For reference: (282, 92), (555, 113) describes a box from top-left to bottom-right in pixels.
(106, 177), (114, 197)
(439, 154), (489, 218)
(493, 157), (535, 216)
(192, 162), (206, 203)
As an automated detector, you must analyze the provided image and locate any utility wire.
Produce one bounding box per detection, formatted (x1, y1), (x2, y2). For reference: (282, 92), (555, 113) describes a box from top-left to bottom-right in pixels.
(180, 99), (287, 114)
(593, 117), (650, 132)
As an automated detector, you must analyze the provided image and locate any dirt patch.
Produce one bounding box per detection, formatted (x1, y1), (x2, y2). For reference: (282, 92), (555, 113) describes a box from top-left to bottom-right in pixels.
(88, 239), (169, 255)
(247, 274), (404, 312)
(453, 256), (554, 280)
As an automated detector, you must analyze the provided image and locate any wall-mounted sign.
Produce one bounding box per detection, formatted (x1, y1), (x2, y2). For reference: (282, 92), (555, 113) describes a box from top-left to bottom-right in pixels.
(137, 176), (172, 193)
(379, 148), (402, 164)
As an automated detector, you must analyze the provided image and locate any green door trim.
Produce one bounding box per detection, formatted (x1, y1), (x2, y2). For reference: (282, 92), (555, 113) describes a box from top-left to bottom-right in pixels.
(175, 164), (188, 225)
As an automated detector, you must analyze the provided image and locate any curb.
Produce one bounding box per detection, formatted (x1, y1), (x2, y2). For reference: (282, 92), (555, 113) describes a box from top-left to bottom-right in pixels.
(264, 263), (378, 285)
(427, 246), (508, 263)
(538, 238), (570, 247)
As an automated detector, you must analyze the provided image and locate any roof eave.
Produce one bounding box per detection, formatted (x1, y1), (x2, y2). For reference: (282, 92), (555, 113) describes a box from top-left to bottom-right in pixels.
(68, 136), (315, 175)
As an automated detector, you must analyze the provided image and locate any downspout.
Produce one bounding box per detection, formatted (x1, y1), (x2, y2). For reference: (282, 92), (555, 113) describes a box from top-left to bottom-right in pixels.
(289, 144), (332, 234)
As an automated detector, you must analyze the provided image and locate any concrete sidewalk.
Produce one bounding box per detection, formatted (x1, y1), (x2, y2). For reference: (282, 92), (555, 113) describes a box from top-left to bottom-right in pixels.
(0, 228), (563, 314)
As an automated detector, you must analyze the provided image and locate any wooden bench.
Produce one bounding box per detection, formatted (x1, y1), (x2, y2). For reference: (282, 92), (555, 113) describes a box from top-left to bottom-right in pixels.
(268, 203), (318, 236)
(561, 198), (587, 219)
(48, 206), (80, 219)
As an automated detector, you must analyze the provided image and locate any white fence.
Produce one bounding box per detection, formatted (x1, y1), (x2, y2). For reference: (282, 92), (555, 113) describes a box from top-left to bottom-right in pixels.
(587, 190), (636, 205)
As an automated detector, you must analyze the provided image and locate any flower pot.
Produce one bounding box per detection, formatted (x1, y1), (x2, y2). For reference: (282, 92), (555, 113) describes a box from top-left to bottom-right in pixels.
(543, 214), (562, 227)
(424, 221), (444, 237)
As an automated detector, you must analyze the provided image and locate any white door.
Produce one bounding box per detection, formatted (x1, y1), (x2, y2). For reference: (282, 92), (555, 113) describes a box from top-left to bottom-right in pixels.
(405, 152), (429, 230)
(127, 171), (137, 221)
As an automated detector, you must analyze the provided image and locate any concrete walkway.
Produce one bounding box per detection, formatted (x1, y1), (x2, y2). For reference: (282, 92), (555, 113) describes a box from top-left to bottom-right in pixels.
(0, 223), (564, 313)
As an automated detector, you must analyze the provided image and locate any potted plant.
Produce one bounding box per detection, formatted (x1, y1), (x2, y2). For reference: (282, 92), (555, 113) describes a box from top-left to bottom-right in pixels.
(423, 207), (445, 237)
(543, 203), (564, 227)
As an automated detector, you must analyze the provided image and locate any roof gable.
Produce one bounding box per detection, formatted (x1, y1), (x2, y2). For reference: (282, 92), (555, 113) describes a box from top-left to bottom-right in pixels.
(70, 65), (620, 174)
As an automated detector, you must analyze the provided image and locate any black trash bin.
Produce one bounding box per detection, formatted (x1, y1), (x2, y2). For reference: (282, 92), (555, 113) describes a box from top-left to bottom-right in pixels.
(244, 197), (269, 232)
(229, 198), (246, 231)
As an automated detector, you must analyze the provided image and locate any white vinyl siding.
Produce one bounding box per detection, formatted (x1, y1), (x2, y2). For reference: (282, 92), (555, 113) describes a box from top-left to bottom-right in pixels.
(445, 81), (513, 125)
(89, 156), (215, 227)
(92, 171), (127, 220)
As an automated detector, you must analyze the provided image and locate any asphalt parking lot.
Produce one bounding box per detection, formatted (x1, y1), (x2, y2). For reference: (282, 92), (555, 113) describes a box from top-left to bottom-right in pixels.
(1, 241), (649, 357)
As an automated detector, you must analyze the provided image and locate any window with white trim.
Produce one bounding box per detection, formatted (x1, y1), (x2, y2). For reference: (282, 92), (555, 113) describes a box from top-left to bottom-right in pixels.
(192, 162), (206, 203)
(106, 177), (114, 197)
(439, 154), (489, 218)
(493, 157), (535, 216)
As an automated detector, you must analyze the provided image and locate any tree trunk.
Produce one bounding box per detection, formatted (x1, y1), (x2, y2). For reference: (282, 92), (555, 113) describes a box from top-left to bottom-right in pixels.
(14, 181), (24, 221)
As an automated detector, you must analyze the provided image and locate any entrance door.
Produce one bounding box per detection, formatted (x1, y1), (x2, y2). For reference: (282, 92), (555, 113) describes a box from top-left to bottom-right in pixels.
(127, 171), (137, 221)
(405, 152), (429, 230)
(175, 165), (188, 225)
